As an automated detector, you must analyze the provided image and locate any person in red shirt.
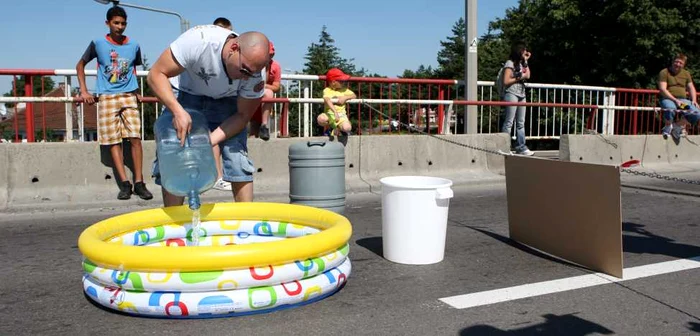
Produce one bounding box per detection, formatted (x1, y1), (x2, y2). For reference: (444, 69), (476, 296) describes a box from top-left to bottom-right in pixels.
(249, 41), (281, 141)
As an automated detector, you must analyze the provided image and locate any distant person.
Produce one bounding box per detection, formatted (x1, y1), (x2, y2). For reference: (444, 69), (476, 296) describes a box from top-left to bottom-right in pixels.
(147, 26), (269, 206)
(213, 17), (232, 30)
(658, 53), (699, 139)
(249, 41), (281, 141)
(76, 5), (153, 201)
(318, 68), (356, 145)
(499, 41), (533, 156)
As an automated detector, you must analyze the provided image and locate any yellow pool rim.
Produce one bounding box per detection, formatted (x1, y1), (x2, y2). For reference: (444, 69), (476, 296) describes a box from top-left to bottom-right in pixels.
(78, 202), (352, 272)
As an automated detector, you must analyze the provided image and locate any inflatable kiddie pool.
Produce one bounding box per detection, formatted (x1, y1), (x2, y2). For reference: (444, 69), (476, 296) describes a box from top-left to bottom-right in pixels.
(78, 202), (352, 318)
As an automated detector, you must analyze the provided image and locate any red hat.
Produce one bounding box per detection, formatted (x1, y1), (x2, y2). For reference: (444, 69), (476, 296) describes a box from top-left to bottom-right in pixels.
(326, 68), (350, 82)
(269, 41), (275, 55)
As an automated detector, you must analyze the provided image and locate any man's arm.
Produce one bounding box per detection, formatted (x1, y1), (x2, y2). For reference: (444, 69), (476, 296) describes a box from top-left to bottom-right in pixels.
(147, 48), (189, 145)
(76, 42), (97, 105)
(659, 81), (680, 104)
(210, 97), (262, 146)
(265, 64), (282, 92)
(265, 79), (280, 92)
(687, 79), (698, 107)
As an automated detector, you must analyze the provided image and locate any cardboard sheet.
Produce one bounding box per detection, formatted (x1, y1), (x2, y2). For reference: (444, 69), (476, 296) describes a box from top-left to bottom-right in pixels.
(505, 155), (623, 278)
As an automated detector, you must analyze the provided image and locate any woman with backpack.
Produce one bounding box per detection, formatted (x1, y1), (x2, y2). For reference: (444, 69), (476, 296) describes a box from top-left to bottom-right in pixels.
(499, 42), (534, 156)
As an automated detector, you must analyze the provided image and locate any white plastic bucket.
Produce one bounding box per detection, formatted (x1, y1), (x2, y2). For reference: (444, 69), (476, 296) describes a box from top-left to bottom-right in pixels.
(380, 176), (454, 265)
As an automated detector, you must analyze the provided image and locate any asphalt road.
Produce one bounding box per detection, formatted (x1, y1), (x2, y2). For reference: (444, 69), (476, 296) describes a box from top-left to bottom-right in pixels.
(1, 182), (699, 336)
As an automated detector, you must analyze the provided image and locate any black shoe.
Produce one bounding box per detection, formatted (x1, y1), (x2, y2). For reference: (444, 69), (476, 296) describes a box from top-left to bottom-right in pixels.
(338, 131), (349, 146)
(133, 181), (153, 200)
(118, 181), (133, 200)
(259, 124), (270, 141)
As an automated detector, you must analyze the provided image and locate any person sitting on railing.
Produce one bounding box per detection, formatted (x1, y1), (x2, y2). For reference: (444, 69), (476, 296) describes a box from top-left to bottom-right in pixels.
(147, 25), (269, 206)
(499, 41), (534, 156)
(75, 5), (153, 201)
(318, 68), (356, 146)
(248, 41), (281, 142)
(658, 53), (700, 139)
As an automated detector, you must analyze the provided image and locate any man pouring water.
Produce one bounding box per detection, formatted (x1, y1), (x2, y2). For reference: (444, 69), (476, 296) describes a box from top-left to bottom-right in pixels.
(147, 25), (270, 207)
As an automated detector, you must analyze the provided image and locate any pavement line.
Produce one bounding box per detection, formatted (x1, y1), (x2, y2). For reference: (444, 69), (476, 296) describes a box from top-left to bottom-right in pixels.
(439, 256), (700, 309)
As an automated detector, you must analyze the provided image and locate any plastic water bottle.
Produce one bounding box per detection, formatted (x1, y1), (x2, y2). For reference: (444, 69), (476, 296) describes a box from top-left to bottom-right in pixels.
(155, 110), (217, 210)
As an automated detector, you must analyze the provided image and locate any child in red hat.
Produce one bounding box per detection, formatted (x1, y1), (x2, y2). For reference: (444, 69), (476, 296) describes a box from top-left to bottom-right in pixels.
(318, 68), (356, 144)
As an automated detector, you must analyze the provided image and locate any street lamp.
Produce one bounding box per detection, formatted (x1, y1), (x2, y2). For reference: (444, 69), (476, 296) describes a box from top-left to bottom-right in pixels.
(93, 0), (190, 33)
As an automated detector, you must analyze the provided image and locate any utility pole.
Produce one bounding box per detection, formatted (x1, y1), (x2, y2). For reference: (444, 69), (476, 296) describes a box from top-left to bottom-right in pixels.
(464, 0), (478, 134)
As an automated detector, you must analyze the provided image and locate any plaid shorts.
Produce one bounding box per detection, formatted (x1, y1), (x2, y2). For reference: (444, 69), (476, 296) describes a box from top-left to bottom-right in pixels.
(97, 93), (141, 145)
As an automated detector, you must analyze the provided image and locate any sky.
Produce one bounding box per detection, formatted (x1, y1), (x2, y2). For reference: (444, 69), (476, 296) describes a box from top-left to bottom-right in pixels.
(0, 0), (518, 94)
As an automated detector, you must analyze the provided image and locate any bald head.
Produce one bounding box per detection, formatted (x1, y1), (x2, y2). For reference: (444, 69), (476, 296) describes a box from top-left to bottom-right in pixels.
(237, 31), (270, 70)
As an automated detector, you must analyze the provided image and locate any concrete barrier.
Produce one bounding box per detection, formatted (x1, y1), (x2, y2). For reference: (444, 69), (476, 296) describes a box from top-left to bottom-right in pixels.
(0, 134), (509, 211)
(560, 134), (700, 169)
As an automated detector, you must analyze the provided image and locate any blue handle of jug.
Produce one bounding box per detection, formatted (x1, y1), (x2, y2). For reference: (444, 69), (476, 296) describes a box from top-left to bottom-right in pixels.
(307, 141), (326, 147)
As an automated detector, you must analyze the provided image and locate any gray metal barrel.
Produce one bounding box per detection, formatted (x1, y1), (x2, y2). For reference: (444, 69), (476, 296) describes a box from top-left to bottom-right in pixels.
(289, 140), (346, 214)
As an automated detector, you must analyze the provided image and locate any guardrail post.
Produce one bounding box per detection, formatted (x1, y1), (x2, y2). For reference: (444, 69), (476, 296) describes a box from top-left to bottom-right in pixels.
(303, 87), (310, 137)
(631, 94), (639, 135)
(24, 76), (35, 142)
(64, 77), (73, 141)
(437, 87), (445, 134)
(280, 102), (289, 137)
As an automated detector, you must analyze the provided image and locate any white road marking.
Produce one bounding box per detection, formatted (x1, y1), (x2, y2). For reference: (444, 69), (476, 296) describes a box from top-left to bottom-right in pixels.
(439, 256), (700, 309)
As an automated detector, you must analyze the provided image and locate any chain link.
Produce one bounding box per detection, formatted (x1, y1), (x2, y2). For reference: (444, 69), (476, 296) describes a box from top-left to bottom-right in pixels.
(359, 102), (699, 186)
(360, 102), (510, 157)
(621, 168), (700, 185)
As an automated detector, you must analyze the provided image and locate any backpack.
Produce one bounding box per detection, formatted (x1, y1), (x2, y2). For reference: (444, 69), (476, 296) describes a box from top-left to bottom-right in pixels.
(495, 64), (506, 97)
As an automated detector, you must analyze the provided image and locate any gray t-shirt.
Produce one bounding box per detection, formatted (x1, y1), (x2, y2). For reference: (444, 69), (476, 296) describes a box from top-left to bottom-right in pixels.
(504, 60), (526, 98)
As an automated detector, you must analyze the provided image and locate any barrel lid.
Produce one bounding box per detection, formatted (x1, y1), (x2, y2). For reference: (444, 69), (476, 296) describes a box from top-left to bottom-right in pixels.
(289, 140), (345, 155)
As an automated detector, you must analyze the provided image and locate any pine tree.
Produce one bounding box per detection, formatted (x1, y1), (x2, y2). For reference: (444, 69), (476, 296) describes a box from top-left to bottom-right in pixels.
(436, 18), (466, 79)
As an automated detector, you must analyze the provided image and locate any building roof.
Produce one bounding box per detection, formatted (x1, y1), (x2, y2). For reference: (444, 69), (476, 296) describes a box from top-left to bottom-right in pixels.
(0, 84), (97, 132)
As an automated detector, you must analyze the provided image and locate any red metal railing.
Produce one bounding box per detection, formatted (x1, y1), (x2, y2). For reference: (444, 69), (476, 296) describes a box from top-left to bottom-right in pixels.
(615, 88), (699, 135)
(2, 68), (698, 141)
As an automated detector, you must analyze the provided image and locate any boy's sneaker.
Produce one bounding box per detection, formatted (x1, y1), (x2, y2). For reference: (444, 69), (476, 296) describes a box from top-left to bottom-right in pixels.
(118, 181), (133, 200)
(133, 181), (153, 200)
(516, 148), (535, 156)
(661, 125), (673, 138)
(213, 178), (232, 191)
(338, 131), (349, 146)
(259, 124), (270, 141)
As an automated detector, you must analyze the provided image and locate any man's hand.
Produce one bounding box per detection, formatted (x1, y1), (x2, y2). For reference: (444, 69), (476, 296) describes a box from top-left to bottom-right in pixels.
(693, 101), (699, 109)
(79, 91), (95, 105)
(336, 96), (347, 105)
(172, 112), (192, 146)
(135, 93), (143, 103)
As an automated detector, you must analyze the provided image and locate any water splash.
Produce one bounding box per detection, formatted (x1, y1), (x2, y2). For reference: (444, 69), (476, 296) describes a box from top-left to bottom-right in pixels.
(191, 208), (201, 246)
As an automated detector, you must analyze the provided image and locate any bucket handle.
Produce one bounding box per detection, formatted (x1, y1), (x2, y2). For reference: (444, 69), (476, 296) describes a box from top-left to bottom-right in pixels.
(307, 141), (327, 147)
(435, 187), (454, 200)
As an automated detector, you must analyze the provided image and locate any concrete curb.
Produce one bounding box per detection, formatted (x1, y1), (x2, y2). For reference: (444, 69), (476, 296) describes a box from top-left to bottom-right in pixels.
(0, 134), (510, 212)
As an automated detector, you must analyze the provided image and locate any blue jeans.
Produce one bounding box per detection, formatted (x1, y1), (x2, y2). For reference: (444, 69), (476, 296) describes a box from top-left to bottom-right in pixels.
(501, 93), (527, 152)
(660, 98), (700, 124)
(153, 92), (254, 184)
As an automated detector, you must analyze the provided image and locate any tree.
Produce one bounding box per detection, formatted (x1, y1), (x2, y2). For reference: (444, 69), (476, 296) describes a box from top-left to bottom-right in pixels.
(302, 26), (361, 76)
(296, 26), (366, 136)
(3, 76), (56, 105)
(488, 0), (700, 88)
(436, 18), (466, 79)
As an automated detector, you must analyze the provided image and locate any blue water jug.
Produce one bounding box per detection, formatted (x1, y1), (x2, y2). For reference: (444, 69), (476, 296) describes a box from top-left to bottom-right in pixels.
(155, 110), (217, 210)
